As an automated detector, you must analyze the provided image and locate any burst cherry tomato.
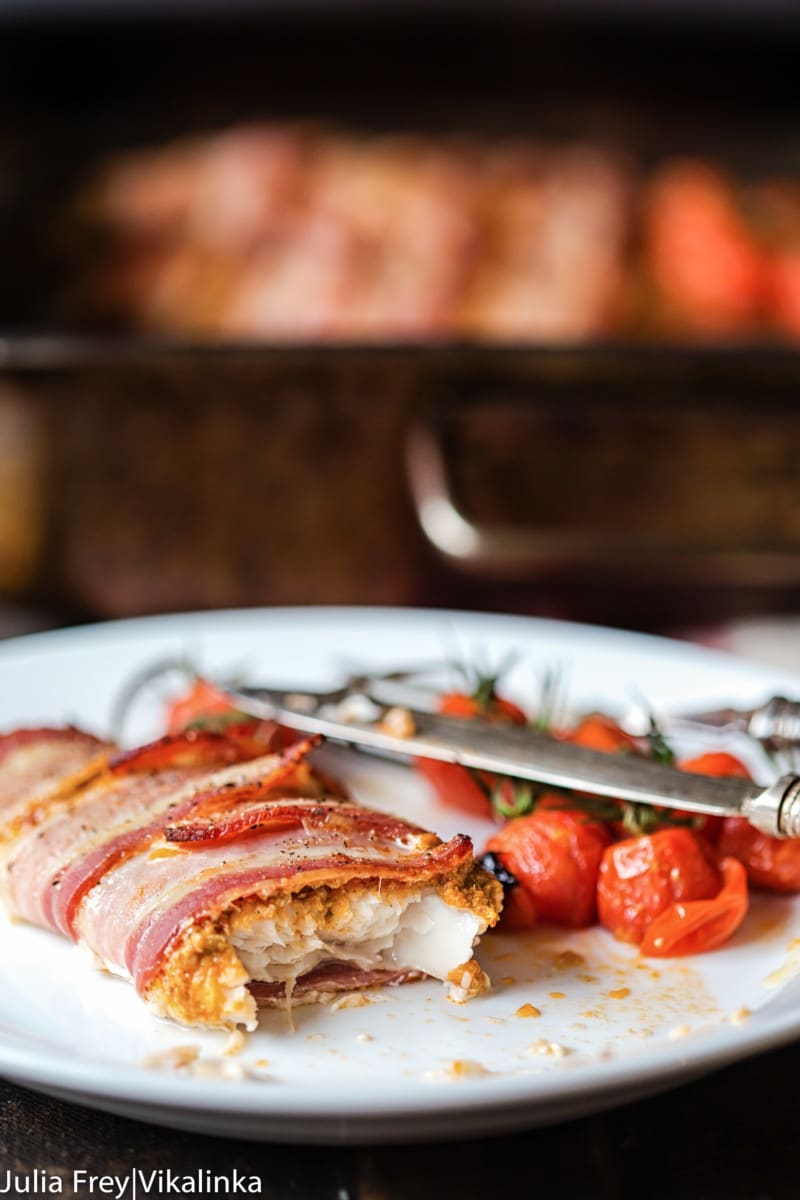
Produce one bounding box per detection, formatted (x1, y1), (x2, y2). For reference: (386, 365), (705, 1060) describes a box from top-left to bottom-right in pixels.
(719, 818), (800, 893)
(640, 858), (748, 956)
(598, 827), (720, 943)
(485, 809), (611, 927)
(597, 826), (747, 955)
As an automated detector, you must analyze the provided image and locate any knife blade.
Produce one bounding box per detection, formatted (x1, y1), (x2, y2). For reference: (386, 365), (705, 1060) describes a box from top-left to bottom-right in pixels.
(223, 684), (800, 838)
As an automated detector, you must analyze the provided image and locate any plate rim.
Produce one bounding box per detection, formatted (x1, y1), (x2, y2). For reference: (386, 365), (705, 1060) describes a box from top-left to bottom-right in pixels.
(0, 602), (793, 685)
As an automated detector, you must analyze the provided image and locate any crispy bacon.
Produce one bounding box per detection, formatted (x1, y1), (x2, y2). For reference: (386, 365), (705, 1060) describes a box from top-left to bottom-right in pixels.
(108, 720), (285, 775)
(164, 806), (305, 845)
(163, 800), (426, 846)
(157, 734), (323, 824)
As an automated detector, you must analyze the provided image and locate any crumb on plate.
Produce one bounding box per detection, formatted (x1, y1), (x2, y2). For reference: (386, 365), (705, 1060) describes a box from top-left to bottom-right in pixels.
(141, 1045), (200, 1071)
(515, 1003), (541, 1018)
(526, 1039), (571, 1058)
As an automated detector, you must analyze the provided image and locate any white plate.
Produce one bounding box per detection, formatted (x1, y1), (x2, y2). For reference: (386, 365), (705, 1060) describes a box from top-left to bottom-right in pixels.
(2, 606), (800, 1144)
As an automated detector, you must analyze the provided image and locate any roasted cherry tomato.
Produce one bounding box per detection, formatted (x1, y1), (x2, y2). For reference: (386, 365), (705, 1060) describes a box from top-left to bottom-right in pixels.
(416, 682), (527, 818)
(415, 757), (495, 819)
(564, 714), (639, 755)
(166, 678), (299, 750)
(675, 751), (752, 841)
(598, 827), (748, 955)
(499, 885), (539, 931)
(438, 691), (527, 725)
(166, 678), (239, 734)
(486, 809), (611, 928)
(679, 752), (751, 779)
(719, 818), (800, 893)
(640, 858), (748, 957)
(597, 827), (722, 945)
(478, 852), (539, 931)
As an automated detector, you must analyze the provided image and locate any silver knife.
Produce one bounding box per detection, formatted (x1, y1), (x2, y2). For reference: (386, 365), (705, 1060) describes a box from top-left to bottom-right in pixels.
(223, 683), (800, 838)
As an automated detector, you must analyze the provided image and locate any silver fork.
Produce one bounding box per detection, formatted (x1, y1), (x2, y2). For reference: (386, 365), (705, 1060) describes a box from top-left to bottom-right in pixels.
(354, 671), (800, 756)
(674, 696), (800, 754)
(112, 656), (800, 753)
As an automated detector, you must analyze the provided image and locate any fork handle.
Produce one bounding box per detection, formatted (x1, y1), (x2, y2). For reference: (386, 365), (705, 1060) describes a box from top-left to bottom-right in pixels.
(749, 696), (800, 751)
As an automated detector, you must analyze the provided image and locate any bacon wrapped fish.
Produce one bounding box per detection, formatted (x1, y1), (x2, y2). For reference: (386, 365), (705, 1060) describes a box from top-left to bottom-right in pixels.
(0, 724), (501, 1028)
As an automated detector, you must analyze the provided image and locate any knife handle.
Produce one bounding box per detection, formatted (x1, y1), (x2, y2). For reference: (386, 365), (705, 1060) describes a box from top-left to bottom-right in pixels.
(745, 774), (800, 837)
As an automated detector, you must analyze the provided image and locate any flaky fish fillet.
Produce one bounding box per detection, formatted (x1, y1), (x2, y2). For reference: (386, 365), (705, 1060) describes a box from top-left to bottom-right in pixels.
(0, 723), (501, 1028)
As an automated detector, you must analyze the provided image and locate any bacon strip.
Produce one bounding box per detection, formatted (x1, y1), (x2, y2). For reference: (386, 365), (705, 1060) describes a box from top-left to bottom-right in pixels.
(109, 721), (284, 775)
(163, 800), (427, 846)
(248, 963), (421, 1001)
(38, 737), (323, 938)
(0, 728), (112, 843)
(0, 721), (496, 1029)
(0, 727), (103, 766)
(158, 735), (323, 823)
(11, 763), (233, 932)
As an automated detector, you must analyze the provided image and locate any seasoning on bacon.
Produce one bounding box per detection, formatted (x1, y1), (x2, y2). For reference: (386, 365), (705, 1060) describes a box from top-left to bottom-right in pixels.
(0, 728), (113, 847)
(0, 723), (501, 1029)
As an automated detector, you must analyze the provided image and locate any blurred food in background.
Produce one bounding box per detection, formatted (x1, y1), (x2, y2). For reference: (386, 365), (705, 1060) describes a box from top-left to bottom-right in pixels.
(642, 162), (800, 339)
(81, 128), (631, 342)
(76, 125), (800, 343)
(2, 11), (800, 635)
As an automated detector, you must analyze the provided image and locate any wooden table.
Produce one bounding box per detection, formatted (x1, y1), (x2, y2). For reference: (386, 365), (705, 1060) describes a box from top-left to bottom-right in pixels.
(3, 1039), (796, 1200)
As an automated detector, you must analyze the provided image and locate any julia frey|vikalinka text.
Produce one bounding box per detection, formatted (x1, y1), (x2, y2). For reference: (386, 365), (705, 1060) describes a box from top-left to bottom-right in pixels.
(0, 1172), (262, 1196)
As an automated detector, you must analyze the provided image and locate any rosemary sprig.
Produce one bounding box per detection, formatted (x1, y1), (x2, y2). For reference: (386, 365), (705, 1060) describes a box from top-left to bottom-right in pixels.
(478, 762), (698, 836)
(643, 712), (677, 766)
(467, 650), (522, 713)
(535, 664), (565, 733)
